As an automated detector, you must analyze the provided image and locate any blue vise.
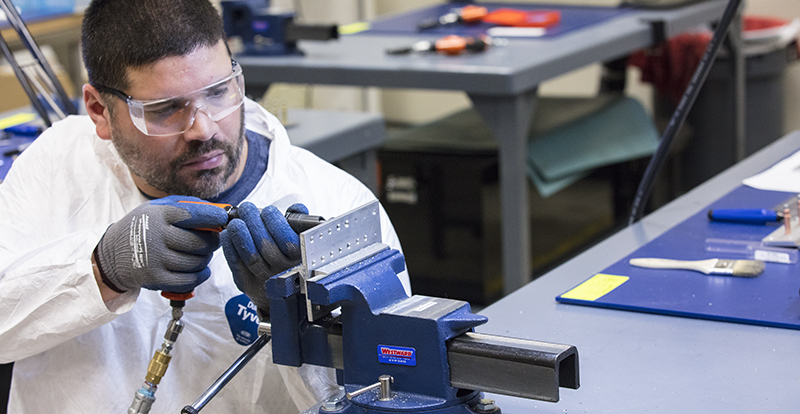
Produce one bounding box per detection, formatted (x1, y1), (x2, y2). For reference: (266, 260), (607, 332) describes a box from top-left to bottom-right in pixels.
(221, 0), (338, 56)
(264, 201), (579, 413)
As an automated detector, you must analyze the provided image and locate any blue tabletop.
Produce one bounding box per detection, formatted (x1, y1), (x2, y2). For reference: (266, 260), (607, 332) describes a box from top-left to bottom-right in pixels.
(477, 131), (800, 414)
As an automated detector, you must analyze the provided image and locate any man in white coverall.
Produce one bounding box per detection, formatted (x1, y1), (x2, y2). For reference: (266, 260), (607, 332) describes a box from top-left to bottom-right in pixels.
(0, 0), (409, 412)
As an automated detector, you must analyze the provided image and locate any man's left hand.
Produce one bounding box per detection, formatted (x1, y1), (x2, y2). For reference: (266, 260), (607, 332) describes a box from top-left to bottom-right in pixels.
(221, 202), (308, 310)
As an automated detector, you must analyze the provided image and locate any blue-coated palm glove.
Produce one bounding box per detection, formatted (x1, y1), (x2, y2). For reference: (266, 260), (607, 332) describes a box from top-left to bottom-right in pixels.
(220, 202), (308, 310)
(94, 195), (229, 293)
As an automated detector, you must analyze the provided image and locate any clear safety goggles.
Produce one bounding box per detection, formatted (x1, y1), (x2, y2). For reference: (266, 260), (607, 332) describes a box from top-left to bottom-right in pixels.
(95, 60), (245, 137)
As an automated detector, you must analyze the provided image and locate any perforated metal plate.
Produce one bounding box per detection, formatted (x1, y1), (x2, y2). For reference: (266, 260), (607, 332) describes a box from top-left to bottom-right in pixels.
(300, 200), (382, 275)
(298, 200), (382, 321)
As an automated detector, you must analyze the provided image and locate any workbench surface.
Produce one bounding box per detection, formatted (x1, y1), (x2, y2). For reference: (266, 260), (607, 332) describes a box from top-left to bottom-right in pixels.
(478, 131), (800, 413)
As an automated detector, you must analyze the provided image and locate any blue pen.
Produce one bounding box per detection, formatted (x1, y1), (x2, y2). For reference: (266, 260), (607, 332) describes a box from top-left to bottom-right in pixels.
(707, 208), (782, 225)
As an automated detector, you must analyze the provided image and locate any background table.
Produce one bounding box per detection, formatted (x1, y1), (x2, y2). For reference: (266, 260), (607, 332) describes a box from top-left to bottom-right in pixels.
(477, 130), (800, 413)
(238, 0), (743, 295)
(287, 108), (386, 193)
(0, 108), (387, 193)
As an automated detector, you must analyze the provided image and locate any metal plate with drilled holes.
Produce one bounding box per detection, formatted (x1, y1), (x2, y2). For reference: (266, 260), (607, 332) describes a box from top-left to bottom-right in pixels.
(300, 200), (382, 276)
(299, 200), (382, 322)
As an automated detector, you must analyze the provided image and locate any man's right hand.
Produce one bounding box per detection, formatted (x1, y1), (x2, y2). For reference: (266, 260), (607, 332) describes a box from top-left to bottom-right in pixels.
(94, 195), (229, 293)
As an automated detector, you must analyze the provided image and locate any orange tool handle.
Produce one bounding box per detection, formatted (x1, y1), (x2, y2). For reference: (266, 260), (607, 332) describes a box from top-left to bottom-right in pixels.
(435, 35), (468, 56)
(460, 5), (488, 23)
(178, 200), (233, 232)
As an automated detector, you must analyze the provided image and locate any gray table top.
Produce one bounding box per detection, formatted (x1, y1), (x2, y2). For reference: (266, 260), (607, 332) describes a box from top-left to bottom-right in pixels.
(0, 106), (384, 175)
(238, 0), (729, 96)
(284, 108), (385, 163)
(239, 0), (737, 296)
(476, 131), (800, 413)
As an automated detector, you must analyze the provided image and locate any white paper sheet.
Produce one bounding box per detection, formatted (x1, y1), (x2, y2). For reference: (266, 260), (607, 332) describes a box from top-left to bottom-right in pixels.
(743, 148), (800, 193)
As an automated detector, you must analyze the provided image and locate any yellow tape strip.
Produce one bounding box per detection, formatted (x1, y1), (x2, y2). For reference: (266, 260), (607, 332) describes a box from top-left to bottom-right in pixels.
(560, 274), (629, 302)
(339, 22), (370, 35)
(0, 113), (37, 130)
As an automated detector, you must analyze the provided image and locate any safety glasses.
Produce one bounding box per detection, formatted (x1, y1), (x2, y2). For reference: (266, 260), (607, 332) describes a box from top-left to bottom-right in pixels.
(94, 60), (245, 137)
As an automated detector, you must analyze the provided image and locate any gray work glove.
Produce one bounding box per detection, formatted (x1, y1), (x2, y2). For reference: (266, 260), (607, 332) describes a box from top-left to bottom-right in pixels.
(94, 195), (229, 293)
(220, 202), (307, 310)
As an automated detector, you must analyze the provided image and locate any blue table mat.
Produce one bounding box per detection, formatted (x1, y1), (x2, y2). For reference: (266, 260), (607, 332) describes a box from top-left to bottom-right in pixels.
(359, 3), (632, 39)
(557, 185), (800, 330)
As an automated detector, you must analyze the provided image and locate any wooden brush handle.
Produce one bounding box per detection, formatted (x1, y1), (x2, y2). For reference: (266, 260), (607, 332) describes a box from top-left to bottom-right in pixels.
(629, 258), (717, 273)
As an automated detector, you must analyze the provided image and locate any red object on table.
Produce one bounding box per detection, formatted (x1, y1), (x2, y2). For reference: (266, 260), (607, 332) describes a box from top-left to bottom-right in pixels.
(744, 15), (789, 31)
(482, 9), (561, 28)
(629, 15), (798, 105)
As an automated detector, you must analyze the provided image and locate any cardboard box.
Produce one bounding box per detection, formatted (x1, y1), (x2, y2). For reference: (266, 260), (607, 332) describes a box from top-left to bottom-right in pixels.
(0, 67), (74, 113)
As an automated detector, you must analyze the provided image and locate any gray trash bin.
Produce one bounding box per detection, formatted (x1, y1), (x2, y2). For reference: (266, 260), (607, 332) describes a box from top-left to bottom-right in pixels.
(677, 43), (797, 190)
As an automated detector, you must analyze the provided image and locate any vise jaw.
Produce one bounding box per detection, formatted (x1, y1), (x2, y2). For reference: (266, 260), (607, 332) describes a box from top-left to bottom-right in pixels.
(265, 201), (579, 413)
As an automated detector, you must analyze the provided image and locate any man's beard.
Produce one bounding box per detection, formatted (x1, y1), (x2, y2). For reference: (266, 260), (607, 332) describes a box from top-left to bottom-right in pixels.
(112, 110), (245, 199)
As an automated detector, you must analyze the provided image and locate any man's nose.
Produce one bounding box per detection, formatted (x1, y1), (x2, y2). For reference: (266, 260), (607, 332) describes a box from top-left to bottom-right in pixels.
(183, 104), (217, 141)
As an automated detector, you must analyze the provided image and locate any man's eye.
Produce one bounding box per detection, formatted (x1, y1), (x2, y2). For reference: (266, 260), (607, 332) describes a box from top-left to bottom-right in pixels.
(206, 85), (229, 99)
(148, 102), (184, 117)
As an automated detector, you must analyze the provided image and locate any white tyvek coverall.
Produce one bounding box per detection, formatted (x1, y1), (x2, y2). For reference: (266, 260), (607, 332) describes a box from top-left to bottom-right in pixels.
(0, 99), (410, 413)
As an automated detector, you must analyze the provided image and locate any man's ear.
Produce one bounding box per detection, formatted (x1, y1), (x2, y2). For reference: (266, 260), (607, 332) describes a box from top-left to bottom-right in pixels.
(83, 84), (112, 141)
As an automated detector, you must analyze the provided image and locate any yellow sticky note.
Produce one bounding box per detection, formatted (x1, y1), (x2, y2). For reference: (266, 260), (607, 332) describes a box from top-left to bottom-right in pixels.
(338, 22), (370, 35)
(0, 113), (37, 130)
(560, 274), (629, 301)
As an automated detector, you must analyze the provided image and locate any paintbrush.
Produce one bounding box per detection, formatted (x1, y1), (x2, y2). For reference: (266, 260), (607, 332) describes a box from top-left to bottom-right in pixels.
(628, 258), (765, 277)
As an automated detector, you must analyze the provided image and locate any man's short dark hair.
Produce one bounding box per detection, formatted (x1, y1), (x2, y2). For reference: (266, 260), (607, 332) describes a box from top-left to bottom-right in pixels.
(82, 0), (227, 93)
